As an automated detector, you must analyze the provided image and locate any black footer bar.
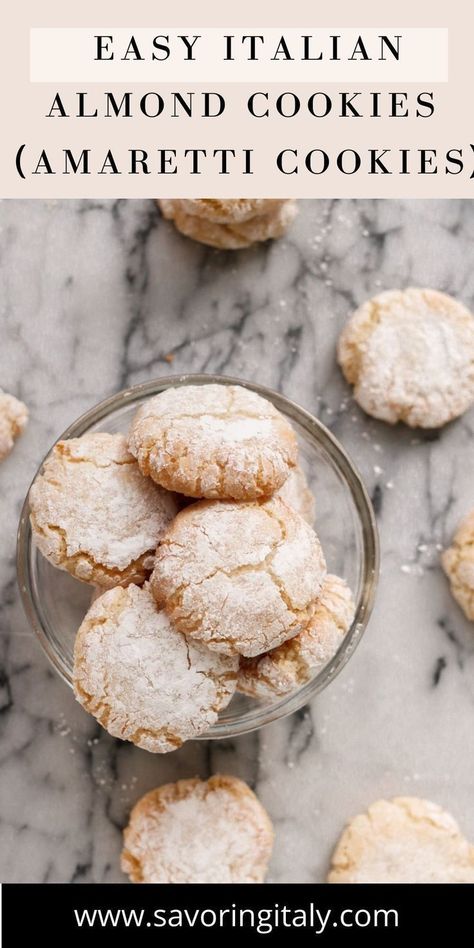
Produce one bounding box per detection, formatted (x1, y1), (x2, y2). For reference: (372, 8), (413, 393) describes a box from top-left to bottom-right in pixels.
(1, 882), (471, 944)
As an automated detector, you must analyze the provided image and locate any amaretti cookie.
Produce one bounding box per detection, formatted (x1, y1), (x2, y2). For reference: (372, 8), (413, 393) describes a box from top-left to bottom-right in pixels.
(151, 495), (327, 657)
(238, 574), (354, 699)
(158, 198), (297, 249)
(73, 584), (238, 752)
(29, 432), (178, 588)
(442, 510), (474, 620)
(338, 288), (474, 428)
(128, 383), (298, 500)
(121, 775), (274, 883)
(328, 797), (474, 883)
(0, 389), (28, 461)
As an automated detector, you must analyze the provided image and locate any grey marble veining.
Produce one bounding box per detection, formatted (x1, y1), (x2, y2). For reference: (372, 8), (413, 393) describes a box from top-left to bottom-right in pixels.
(1, 198), (474, 883)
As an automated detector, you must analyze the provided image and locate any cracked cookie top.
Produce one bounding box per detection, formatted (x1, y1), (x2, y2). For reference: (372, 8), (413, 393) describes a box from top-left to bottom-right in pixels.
(238, 574), (354, 698)
(166, 199), (282, 224)
(158, 199), (297, 250)
(338, 288), (474, 428)
(0, 389), (28, 461)
(29, 432), (178, 588)
(328, 797), (474, 883)
(151, 495), (327, 657)
(73, 584), (238, 753)
(442, 508), (474, 621)
(121, 775), (274, 884)
(128, 384), (298, 501)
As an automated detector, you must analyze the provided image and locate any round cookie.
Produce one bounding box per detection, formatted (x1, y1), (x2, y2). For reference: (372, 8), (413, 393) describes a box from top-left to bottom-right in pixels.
(73, 583), (238, 752)
(277, 464), (316, 525)
(328, 797), (474, 883)
(158, 199), (297, 250)
(29, 432), (178, 588)
(168, 199), (282, 224)
(128, 384), (298, 501)
(173, 464), (315, 522)
(0, 389), (28, 461)
(151, 495), (327, 658)
(337, 288), (474, 428)
(238, 574), (354, 699)
(121, 775), (274, 883)
(442, 510), (474, 620)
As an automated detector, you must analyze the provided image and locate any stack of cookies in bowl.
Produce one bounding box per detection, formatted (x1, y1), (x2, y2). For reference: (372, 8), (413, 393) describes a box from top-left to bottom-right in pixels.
(29, 382), (355, 754)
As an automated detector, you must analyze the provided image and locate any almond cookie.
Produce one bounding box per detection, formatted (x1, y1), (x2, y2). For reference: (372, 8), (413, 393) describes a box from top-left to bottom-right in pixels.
(121, 775), (274, 883)
(328, 797), (474, 883)
(238, 574), (354, 699)
(0, 389), (28, 461)
(158, 198), (297, 249)
(169, 199), (282, 224)
(338, 288), (474, 428)
(173, 464), (315, 522)
(29, 432), (178, 588)
(442, 510), (474, 620)
(128, 384), (298, 500)
(151, 496), (327, 658)
(73, 584), (238, 752)
(277, 464), (316, 525)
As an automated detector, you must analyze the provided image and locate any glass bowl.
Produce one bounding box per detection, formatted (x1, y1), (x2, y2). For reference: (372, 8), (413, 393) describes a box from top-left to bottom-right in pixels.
(17, 374), (379, 739)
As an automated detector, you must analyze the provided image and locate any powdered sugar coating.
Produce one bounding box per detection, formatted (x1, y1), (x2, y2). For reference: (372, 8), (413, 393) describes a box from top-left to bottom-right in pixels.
(121, 775), (274, 883)
(151, 496), (327, 657)
(238, 574), (354, 699)
(30, 432), (178, 588)
(338, 288), (474, 428)
(128, 384), (298, 500)
(170, 199), (281, 224)
(442, 509), (474, 620)
(0, 390), (28, 461)
(328, 797), (474, 883)
(277, 464), (316, 525)
(158, 199), (297, 249)
(73, 584), (238, 752)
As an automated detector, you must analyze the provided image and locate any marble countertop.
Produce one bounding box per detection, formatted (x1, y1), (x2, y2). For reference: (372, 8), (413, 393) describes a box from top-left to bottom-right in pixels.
(1, 198), (474, 884)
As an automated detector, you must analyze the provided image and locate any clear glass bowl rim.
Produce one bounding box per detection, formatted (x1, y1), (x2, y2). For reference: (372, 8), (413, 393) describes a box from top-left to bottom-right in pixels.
(17, 373), (379, 739)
